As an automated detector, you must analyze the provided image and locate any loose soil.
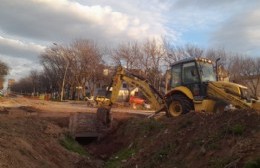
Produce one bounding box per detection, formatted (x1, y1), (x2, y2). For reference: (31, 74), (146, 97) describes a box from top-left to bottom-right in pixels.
(86, 110), (260, 168)
(0, 96), (102, 168)
(0, 96), (259, 168)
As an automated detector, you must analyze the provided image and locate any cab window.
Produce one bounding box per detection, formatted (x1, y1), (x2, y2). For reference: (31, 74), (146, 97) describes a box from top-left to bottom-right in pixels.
(183, 62), (199, 83)
(171, 64), (181, 88)
(198, 62), (216, 82)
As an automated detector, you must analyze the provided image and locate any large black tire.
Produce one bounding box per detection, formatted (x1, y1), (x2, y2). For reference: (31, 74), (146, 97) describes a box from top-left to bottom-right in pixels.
(167, 94), (194, 117)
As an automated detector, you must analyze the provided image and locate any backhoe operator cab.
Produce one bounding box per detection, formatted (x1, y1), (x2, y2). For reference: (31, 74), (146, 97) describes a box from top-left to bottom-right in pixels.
(166, 57), (219, 116)
(170, 57), (216, 98)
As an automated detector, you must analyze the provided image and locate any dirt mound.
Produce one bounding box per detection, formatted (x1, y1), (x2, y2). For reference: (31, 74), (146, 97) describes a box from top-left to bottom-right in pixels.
(0, 97), (259, 167)
(87, 110), (260, 168)
(0, 116), (100, 168)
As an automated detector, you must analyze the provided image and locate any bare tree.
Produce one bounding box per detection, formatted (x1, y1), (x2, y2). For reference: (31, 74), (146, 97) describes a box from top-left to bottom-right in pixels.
(185, 44), (204, 58)
(163, 39), (204, 66)
(40, 39), (106, 100)
(140, 39), (165, 89)
(205, 48), (229, 68)
(40, 44), (73, 100)
(70, 39), (104, 99)
(11, 77), (33, 94)
(230, 56), (260, 98)
(112, 41), (142, 70)
(163, 38), (184, 65)
(30, 70), (39, 96)
(11, 70), (54, 96)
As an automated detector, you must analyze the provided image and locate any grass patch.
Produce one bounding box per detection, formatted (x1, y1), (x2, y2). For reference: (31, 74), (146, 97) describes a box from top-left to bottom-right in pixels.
(207, 143), (220, 150)
(121, 118), (165, 139)
(59, 135), (88, 156)
(146, 143), (176, 167)
(205, 133), (222, 150)
(244, 158), (260, 168)
(105, 148), (136, 168)
(153, 143), (176, 161)
(140, 119), (165, 135)
(224, 124), (245, 136)
(193, 138), (204, 147)
(209, 157), (234, 168)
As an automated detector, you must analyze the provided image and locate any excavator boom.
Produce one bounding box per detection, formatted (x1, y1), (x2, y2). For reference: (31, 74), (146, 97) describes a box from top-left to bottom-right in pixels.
(207, 81), (260, 111)
(95, 66), (167, 128)
(207, 82), (252, 109)
(110, 67), (165, 109)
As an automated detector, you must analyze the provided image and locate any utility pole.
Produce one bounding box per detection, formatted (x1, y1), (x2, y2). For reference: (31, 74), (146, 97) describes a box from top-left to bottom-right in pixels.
(61, 61), (69, 101)
(53, 42), (69, 102)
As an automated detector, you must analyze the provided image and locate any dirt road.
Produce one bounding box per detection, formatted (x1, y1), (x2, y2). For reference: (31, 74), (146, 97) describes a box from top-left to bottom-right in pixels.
(0, 96), (153, 117)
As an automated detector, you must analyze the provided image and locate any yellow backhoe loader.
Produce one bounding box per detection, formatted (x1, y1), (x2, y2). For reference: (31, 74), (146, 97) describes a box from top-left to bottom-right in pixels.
(96, 57), (260, 126)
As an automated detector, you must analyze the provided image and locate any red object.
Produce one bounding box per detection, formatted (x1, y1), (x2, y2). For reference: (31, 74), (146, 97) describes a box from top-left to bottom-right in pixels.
(129, 96), (145, 105)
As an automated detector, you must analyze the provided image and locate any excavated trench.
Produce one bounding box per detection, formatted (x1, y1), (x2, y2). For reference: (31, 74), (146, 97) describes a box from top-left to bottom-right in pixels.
(75, 137), (98, 145)
(69, 112), (146, 159)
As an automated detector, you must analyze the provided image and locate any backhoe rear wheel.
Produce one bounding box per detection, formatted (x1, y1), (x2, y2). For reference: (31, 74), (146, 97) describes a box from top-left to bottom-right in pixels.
(167, 94), (193, 117)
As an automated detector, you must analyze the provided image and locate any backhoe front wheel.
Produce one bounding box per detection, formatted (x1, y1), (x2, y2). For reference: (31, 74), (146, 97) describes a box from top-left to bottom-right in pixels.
(167, 94), (193, 117)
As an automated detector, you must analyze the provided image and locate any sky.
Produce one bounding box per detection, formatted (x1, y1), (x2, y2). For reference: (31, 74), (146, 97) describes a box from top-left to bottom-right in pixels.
(0, 0), (260, 85)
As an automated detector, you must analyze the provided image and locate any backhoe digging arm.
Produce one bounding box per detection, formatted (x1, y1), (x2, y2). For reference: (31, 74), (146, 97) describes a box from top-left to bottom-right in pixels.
(109, 66), (166, 111)
(95, 66), (167, 129)
(207, 82), (252, 109)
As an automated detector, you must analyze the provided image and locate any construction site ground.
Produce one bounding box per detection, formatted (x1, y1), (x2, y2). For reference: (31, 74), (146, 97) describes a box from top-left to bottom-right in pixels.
(0, 96), (259, 168)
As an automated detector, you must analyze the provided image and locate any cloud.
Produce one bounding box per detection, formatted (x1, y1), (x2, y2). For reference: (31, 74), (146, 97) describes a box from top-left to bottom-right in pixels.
(169, 0), (252, 33)
(0, 54), (41, 83)
(173, 0), (249, 10)
(0, 0), (171, 82)
(210, 4), (260, 56)
(0, 0), (168, 44)
(0, 36), (44, 85)
(0, 36), (45, 60)
(169, 0), (260, 56)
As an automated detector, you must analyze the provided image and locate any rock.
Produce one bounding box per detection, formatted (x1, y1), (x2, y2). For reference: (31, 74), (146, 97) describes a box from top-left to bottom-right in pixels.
(200, 145), (206, 155)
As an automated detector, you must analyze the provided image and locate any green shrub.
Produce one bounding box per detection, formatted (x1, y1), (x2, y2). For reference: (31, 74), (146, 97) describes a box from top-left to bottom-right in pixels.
(146, 143), (176, 167)
(223, 124), (245, 136)
(105, 148), (135, 168)
(141, 119), (165, 135)
(59, 135), (88, 156)
(244, 158), (260, 168)
(209, 157), (233, 168)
